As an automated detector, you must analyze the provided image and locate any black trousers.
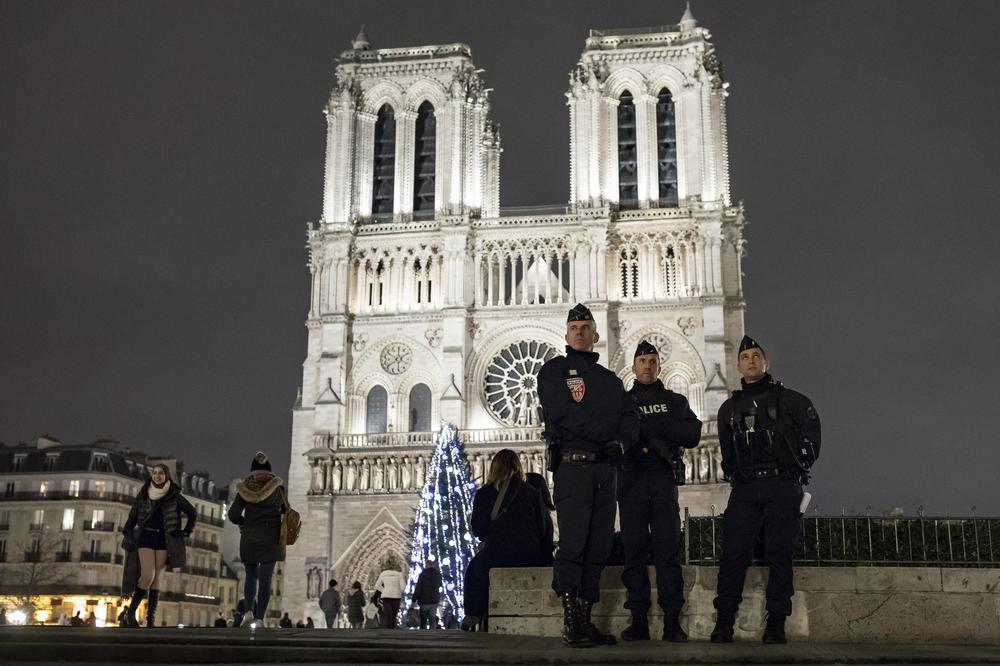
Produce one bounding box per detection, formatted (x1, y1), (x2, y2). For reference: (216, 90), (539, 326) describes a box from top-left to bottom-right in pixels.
(463, 551), (490, 618)
(618, 467), (683, 615)
(714, 476), (803, 618)
(551, 460), (616, 602)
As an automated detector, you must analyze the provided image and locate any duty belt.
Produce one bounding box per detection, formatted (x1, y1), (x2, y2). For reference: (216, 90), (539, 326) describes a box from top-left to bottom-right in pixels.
(562, 450), (605, 463)
(753, 467), (785, 479)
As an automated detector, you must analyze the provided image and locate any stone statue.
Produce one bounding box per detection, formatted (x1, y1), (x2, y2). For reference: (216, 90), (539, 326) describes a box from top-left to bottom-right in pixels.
(684, 450), (694, 484)
(473, 453), (486, 483)
(532, 451), (544, 474)
(373, 458), (385, 492)
(360, 458), (371, 492)
(345, 458), (357, 492)
(414, 455), (426, 489)
(698, 448), (710, 482)
(713, 449), (724, 482)
(401, 456), (412, 490)
(311, 461), (324, 493)
(331, 459), (342, 492)
(386, 457), (399, 491)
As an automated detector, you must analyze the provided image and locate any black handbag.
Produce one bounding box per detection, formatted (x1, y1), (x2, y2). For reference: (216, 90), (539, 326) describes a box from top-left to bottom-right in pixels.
(120, 528), (137, 553)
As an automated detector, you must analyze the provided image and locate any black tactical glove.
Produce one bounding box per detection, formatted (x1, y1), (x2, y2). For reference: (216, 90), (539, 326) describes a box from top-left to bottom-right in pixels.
(603, 441), (624, 465)
(648, 436), (674, 461)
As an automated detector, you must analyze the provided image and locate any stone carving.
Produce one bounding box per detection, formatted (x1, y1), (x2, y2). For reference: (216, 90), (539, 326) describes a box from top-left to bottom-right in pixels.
(677, 316), (698, 337)
(468, 321), (482, 340)
(424, 328), (443, 348)
(484, 341), (560, 426)
(311, 461), (326, 493)
(359, 459), (371, 492)
(684, 450), (694, 484)
(306, 567), (323, 600)
(380, 342), (412, 375)
(401, 456), (412, 490)
(332, 460), (343, 492)
(386, 456), (399, 491)
(414, 455), (426, 490)
(352, 333), (369, 353)
(373, 458), (385, 491)
(698, 448), (710, 482)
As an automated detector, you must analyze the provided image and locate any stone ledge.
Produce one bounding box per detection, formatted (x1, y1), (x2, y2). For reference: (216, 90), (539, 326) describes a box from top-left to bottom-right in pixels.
(489, 565), (1000, 645)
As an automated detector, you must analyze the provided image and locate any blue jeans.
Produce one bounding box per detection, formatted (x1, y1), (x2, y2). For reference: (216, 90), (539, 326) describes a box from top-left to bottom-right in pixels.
(244, 561), (276, 619)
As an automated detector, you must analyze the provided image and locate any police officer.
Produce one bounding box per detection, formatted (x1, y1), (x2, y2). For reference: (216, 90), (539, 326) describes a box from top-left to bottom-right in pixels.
(537, 303), (639, 648)
(619, 340), (702, 642)
(711, 336), (821, 644)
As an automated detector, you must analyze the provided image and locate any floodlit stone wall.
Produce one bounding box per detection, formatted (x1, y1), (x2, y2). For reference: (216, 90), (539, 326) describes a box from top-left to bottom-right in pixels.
(489, 565), (1000, 645)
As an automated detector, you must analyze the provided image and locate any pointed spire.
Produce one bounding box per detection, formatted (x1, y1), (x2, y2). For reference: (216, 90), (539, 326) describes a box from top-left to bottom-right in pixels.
(679, 1), (697, 31)
(352, 25), (371, 50)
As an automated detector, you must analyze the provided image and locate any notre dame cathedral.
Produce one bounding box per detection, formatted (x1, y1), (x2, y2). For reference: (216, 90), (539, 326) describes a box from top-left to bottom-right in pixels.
(284, 7), (747, 622)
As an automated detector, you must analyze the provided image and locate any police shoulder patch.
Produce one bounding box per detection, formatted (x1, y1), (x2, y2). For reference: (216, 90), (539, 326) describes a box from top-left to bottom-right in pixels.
(806, 405), (818, 420)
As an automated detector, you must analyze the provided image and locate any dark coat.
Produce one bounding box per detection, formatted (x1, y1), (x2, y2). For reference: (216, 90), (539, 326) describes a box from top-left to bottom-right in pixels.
(121, 481), (197, 595)
(471, 476), (548, 567)
(347, 589), (366, 624)
(228, 471), (287, 564)
(413, 566), (442, 605)
(626, 379), (702, 472)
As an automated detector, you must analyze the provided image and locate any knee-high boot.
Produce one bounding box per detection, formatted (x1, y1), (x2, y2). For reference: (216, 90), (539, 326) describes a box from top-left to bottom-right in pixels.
(118, 588), (146, 628)
(145, 589), (159, 628)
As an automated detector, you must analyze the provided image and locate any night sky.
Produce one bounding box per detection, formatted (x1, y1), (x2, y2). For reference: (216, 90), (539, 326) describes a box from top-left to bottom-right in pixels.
(3, 1), (998, 515)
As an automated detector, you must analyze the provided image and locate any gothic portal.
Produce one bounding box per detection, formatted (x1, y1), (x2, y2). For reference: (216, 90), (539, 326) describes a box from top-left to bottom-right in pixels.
(284, 10), (747, 622)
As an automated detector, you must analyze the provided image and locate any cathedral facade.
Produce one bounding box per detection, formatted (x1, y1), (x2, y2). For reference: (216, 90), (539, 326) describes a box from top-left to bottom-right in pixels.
(284, 9), (747, 622)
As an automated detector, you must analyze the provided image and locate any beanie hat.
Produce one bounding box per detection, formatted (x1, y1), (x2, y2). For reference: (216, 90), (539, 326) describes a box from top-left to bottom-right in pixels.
(251, 451), (271, 472)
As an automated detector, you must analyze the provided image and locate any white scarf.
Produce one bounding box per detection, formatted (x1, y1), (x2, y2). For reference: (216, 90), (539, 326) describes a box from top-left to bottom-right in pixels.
(147, 481), (169, 501)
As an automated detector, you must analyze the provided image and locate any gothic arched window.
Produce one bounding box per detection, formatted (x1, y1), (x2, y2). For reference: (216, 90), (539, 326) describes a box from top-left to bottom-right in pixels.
(620, 247), (639, 299)
(617, 90), (638, 209)
(366, 385), (388, 433)
(655, 88), (678, 207)
(371, 104), (396, 218)
(408, 383), (432, 432)
(413, 101), (436, 217)
(663, 245), (678, 297)
(666, 373), (689, 398)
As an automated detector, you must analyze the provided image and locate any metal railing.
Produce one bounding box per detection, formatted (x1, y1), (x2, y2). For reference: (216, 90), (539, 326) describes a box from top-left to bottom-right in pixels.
(684, 510), (1000, 568)
(201, 515), (224, 528)
(191, 539), (219, 552)
(83, 520), (115, 532)
(0, 490), (136, 505)
(55, 552), (73, 562)
(23, 550), (42, 562)
(79, 551), (112, 563)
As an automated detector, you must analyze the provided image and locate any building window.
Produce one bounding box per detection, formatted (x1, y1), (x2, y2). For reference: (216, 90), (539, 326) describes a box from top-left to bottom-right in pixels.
(413, 101), (436, 216)
(91, 509), (105, 529)
(371, 104), (396, 218)
(617, 90), (638, 209)
(31, 509), (44, 529)
(666, 373), (690, 397)
(0, 510), (8, 528)
(663, 246), (679, 297)
(90, 454), (110, 472)
(0, 539), (7, 562)
(408, 383), (432, 432)
(4, 482), (13, 498)
(93, 480), (107, 497)
(655, 88), (679, 207)
(62, 508), (75, 531)
(38, 481), (49, 496)
(413, 257), (433, 304)
(43, 454), (58, 471)
(68, 480), (80, 497)
(620, 247), (639, 299)
(11, 454), (26, 472)
(485, 341), (560, 426)
(365, 385), (388, 434)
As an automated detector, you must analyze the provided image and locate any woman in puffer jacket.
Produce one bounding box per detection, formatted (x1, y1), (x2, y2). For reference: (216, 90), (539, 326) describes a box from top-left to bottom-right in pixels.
(228, 451), (287, 627)
(120, 463), (197, 627)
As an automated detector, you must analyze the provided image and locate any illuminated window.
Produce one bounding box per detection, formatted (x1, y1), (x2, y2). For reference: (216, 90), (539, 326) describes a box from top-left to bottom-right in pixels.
(413, 101), (436, 216)
(365, 386), (388, 434)
(62, 509), (75, 531)
(408, 384), (432, 432)
(666, 373), (690, 397)
(655, 88), (679, 207)
(617, 90), (638, 209)
(371, 104), (396, 218)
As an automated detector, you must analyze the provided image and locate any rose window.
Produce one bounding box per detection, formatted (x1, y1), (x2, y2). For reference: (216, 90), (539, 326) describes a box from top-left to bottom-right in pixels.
(484, 341), (559, 426)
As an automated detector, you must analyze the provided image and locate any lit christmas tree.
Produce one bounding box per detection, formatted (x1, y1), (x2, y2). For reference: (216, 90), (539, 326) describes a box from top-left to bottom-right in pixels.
(401, 422), (479, 623)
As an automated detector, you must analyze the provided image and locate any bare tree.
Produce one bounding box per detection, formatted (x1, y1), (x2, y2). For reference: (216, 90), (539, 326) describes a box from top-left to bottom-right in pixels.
(0, 528), (76, 619)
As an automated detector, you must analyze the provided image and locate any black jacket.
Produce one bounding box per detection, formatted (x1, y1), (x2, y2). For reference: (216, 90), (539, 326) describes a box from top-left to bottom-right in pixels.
(471, 476), (548, 567)
(717, 374), (821, 481)
(627, 379), (702, 472)
(228, 471), (287, 564)
(121, 481), (196, 594)
(537, 347), (640, 454)
(413, 566), (442, 604)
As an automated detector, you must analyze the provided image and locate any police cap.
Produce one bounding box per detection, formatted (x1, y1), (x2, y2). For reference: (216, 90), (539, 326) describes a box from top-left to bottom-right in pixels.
(738, 335), (764, 356)
(567, 303), (594, 323)
(634, 339), (658, 358)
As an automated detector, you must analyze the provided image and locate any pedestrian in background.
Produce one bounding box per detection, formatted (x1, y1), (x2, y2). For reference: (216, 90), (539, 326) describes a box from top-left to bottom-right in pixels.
(363, 592), (381, 628)
(229, 452), (287, 628)
(374, 566), (404, 628)
(279, 612), (293, 628)
(120, 463), (196, 628)
(413, 559), (442, 629)
(319, 579), (342, 629)
(346, 581), (366, 629)
(524, 472), (555, 565)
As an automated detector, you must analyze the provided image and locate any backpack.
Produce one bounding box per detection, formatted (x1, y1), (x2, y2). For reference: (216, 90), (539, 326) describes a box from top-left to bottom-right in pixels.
(279, 489), (301, 546)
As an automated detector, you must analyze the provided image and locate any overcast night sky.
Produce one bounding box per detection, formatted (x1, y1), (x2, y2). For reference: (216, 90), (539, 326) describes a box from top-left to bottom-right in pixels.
(2, 1), (998, 515)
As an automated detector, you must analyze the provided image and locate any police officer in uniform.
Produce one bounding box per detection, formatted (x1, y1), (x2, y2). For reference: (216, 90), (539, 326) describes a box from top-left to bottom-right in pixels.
(537, 303), (639, 648)
(619, 340), (702, 642)
(711, 336), (821, 644)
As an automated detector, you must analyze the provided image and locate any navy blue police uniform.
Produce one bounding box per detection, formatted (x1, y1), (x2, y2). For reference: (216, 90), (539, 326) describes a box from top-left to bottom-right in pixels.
(537, 303), (639, 647)
(619, 340), (702, 641)
(712, 336), (821, 644)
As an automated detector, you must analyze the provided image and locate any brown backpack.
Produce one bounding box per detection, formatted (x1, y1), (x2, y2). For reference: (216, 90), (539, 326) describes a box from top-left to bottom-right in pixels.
(279, 489), (301, 546)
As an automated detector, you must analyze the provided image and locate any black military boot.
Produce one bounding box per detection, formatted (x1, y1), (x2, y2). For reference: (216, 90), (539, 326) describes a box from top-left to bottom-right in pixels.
(662, 609), (688, 642)
(561, 593), (594, 648)
(145, 589), (159, 628)
(118, 587), (146, 627)
(620, 614), (650, 641)
(762, 614), (786, 644)
(710, 610), (735, 643)
(578, 598), (616, 646)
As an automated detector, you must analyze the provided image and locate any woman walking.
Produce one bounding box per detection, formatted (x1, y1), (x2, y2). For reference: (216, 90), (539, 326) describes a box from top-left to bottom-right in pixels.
(119, 463), (197, 627)
(346, 581), (366, 629)
(228, 451), (287, 627)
